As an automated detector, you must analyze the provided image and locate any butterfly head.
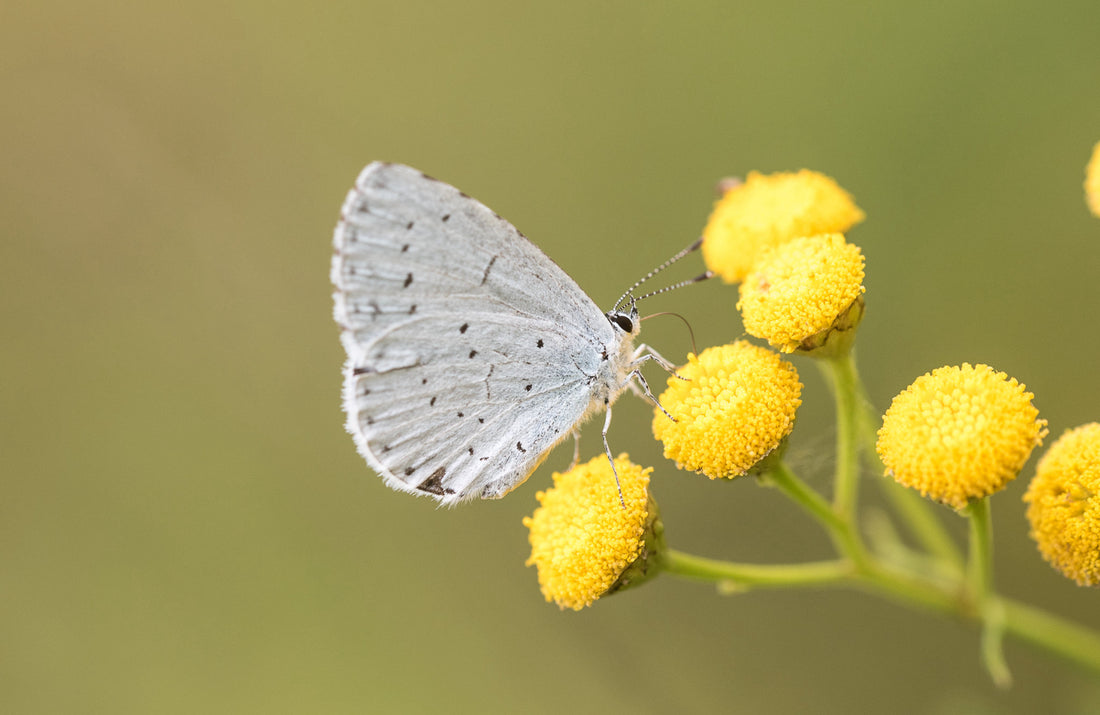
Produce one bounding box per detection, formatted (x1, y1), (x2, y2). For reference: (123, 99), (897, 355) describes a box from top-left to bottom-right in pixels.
(606, 296), (641, 337)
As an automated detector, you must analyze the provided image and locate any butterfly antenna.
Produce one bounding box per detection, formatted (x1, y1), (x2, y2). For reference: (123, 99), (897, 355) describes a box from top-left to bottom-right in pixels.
(636, 270), (713, 303)
(613, 238), (704, 312)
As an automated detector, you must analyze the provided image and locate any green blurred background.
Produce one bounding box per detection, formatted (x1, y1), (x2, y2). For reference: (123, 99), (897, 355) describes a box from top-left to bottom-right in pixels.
(4, 1), (1100, 712)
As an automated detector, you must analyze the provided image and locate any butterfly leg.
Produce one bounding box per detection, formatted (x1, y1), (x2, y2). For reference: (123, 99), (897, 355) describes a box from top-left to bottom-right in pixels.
(632, 344), (689, 381)
(626, 346), (685, 399)
(570, 428), (581, 470)
(626, 368), (677, 423)
(601, 405), (626, 509)
(626, 377), (647, 399)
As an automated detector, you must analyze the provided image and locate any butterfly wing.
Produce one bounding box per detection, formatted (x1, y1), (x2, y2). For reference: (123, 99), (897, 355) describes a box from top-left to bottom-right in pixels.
(332, 163), (619, 504)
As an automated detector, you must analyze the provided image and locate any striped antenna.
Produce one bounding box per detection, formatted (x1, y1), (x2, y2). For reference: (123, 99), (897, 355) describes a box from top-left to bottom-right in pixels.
(636, 271), (714, 302)
(612, 238), (704, 312)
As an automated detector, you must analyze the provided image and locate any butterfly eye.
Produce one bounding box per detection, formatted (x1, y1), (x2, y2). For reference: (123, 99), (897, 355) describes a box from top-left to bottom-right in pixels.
(610, 313), (633, 333)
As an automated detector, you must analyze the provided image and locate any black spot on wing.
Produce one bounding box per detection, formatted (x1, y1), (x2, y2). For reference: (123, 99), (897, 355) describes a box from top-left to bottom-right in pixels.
(441, 214), (451, 222)
(459, 323), (468, 334)
(417, 467), (452, 495)
(516, 442), (526, 453)
(403, 273), (413, 288)
(537, 339), (544, 348)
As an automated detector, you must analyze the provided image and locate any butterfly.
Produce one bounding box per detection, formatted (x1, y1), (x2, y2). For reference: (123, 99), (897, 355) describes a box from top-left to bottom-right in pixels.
(331, 163), (698, 504)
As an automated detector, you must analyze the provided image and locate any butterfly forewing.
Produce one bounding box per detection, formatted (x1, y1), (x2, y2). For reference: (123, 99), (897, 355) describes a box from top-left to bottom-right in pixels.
(332, 162), (621, 503)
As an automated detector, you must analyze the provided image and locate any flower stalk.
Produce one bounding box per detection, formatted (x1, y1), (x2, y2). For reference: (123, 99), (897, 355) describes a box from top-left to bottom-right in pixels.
(966, 498), (1012, 686)
(818, 351), (861, 520)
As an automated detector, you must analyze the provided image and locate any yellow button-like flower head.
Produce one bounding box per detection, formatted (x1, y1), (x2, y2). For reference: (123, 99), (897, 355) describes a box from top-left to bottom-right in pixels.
(653, 341), (802, 480)
(701, 170), (865, 284)
(877, 364), (1048, 510)
(1086, 141), (1100, 218)
(523, 454), (660, 610)
(738, 234), (866, 354)
(1024, 423), (1100, 586)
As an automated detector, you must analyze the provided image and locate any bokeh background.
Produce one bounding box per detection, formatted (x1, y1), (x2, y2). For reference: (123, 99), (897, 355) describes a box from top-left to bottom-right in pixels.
(5, 2), (1100, 712)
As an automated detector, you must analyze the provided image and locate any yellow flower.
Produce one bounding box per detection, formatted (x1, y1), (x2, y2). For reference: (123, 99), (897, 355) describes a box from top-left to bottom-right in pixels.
(701, 169), (865, 284)
(1024, 424), (1100, 586)
(653, 341), (802, 480)
(523, 454), (661, 610)
(877, 364), (1048, 510)
(737, 234), (866, 354)
(1086, 141), (1100, 218)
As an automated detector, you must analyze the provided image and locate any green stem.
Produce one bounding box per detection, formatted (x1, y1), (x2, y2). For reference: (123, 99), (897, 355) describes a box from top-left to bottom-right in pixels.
(664, 545), (962, 616)
(966, 498), (1011, 686)
(661, 549), (851, 588)
(819, 353), (861, 520)
(982, 600), (1012, 687)
(665, 547), (962, 618)
(767, 462), (871, 571)
(966, 498), (994, 606)
(662, 547), (1100, 677)
(850, 561), (962, 614)
(1002, 598), (1100, 676)
(766, 462), (845, 534)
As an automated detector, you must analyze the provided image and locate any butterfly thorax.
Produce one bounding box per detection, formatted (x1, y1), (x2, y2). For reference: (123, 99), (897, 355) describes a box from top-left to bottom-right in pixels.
(581, 306), (640, 418)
